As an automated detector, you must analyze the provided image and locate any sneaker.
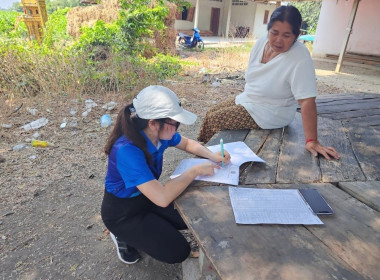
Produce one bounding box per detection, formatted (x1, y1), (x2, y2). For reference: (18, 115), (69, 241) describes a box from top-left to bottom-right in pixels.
(110, 232), (140, 264)
(180, 229), (199, 258)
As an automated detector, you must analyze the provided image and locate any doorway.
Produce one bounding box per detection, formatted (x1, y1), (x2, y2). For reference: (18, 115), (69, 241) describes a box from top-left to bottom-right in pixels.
(210, 8), (220, 36)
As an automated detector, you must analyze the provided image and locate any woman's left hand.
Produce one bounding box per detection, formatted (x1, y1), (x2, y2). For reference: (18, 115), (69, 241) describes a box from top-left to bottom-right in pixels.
(306, 141), (339, 160)
(212, 150), (231, 166)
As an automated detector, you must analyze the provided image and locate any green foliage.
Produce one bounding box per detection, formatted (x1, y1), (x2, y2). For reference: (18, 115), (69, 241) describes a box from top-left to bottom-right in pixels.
(118, 3), (168, 54)
(0, 1), (184, 99)
(148, 54), (182, 80)
(169, 0), (192, 12)
(45, 0), (81, 14)
(11, 2), (23, 12)
(289, 1), (322, 34)
(0, 11), (27, 39)
(72, 2), (170, 55)
(43, 8), (71, 48)
(73, 21), (121, 52)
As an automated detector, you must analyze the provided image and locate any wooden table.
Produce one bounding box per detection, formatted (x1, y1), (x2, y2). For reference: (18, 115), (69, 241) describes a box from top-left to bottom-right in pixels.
(175, 93), (380, 280)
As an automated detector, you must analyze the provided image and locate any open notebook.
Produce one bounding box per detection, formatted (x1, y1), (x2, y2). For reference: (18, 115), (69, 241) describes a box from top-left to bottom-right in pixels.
(170, 141), (265, 185)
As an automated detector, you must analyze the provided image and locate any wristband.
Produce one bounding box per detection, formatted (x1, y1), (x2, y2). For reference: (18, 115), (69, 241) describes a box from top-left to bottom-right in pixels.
(306, 138), (317, 144)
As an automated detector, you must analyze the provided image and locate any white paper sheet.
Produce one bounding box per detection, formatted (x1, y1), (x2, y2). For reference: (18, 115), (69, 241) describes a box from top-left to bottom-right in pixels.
(229, 187), (323, 225)
(170, 158), (239, 185)
(170, 141), (265, 185)
(207, 141), (265, 166)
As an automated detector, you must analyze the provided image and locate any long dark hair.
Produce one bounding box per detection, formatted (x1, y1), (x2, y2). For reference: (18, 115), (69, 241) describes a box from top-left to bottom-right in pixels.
(104, 103), (152, 163)
(267, 5), (302, 38)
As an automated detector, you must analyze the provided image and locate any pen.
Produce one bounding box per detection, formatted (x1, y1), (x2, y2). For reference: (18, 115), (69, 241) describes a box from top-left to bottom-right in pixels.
(220, 138), (225, 167)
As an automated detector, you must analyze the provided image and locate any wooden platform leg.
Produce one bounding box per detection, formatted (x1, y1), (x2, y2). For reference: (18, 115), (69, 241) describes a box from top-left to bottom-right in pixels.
(199, 249), (220, 280)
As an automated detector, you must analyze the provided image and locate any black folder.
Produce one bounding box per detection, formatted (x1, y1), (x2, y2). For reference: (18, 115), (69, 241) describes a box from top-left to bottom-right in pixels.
(299, 189), (334, 215)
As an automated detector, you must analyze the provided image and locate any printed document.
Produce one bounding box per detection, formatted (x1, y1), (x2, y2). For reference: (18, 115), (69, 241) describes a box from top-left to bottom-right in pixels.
(170, 141), (264, 185)
(229, 187), (323, 225)
(207, 141), (265, 166)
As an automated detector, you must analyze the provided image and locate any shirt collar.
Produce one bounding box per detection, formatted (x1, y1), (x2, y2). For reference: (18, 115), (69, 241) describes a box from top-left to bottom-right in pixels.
(140, 131), (162, 154)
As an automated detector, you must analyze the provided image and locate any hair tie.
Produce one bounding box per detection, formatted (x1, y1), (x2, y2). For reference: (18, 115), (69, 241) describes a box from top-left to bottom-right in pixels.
(129, 103), (136, 113)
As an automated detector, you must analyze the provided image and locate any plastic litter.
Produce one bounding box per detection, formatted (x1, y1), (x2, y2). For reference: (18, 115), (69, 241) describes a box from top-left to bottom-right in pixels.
(26, 107), (37, 116)
(199, 67), (207, 73)
(1, 124), (12, 129)
(13, 143), (28, 151)
(85, 99), (98, 110)
(31, 140), (49, 147)
(102, 102), (117, 111)
(32, 132), (40, 139)
(22, 118), (48, 131)
(100, 114), (112, 128)
(61, 118), (68, 127)
(70, 108), (77, 115)
(82, 110), (90, 117)
(69, 120), (78, 128)
(212, 81), (221, 88)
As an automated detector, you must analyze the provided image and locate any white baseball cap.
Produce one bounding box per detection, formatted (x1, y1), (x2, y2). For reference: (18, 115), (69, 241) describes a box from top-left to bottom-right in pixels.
(133, 85), (197, 125)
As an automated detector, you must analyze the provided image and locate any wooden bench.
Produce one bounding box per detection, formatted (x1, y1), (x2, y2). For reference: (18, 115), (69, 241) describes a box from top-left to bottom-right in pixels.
(175, 93), (380, 280)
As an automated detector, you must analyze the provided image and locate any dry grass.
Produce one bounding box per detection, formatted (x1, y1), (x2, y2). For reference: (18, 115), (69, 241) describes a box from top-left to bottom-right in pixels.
(0, 49), (159, 102)
(67, 0), (177, 54)
(153, 2), (177, 55)
(66, 0), (120, 38)
(179, 44), (253, 75)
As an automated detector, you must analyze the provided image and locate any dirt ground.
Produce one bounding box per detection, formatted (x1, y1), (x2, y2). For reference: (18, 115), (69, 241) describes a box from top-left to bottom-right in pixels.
(1, 49), (379, 280)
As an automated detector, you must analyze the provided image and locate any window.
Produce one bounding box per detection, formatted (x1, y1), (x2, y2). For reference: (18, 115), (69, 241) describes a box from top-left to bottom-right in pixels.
(176, 6), (195, 21)
(263, 10), (269, 24)
(232, 0), (248, 6)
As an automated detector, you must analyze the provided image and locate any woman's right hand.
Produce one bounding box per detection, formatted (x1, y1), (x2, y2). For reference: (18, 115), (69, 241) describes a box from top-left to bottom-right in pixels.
(192, 162), (220, 177)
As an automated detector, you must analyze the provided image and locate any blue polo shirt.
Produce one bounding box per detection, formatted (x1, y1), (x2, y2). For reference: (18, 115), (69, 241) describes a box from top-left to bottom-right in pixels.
(105, 131), (182, 198)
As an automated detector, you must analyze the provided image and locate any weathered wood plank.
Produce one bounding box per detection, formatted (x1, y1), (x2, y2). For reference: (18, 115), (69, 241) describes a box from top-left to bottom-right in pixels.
(316, 100), (380, 114)
(318, 108), (380, 121)
(243, 128), (271, 154)
(338, 181), (380, 212)
(206, 130), (249, 146)
(317, 116), (365, 182)
(175, 186), (364, 280)
(316, 93), (380, 102)
(346, 126), (380, 180)
(317, 97), (380, 107)
(277, 113), (321, 183)
(272, 183), (380, 280)
(297, 97), (378, 112)
(342, 114), (380, 127)
(244, 129), (283, 184)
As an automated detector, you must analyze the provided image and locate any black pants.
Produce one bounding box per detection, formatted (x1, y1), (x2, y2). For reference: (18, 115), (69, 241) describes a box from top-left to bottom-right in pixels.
(101, 190), (190, 264)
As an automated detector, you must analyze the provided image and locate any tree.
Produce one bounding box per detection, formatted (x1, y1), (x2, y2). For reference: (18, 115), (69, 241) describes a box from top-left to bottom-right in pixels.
(289, 1), (322, 34)
(11, 2), (23, 12)
(45, 0), (81, 14)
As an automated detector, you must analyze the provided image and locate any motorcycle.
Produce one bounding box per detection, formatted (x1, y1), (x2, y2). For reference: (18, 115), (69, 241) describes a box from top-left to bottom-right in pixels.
(178, 28), (204, 51)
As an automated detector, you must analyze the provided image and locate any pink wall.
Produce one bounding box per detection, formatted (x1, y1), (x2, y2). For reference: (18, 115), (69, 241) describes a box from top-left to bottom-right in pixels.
(313, 0), (380, 57)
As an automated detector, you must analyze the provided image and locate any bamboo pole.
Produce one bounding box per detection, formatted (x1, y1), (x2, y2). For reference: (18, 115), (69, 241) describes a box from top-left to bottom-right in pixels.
(335, 0), (360, 73)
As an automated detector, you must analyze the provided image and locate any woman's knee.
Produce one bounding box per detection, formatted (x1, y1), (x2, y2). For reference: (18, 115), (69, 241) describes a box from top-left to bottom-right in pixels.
(162, 242), (190, 264)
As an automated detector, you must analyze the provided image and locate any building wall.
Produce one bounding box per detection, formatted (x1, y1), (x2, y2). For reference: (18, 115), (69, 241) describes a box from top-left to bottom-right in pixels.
(175, 0), (225, 32)
(174, 0), (277, 37)
(227, 2), (256, 37)
(253, 3), (277, 39)
(313, 0), (380, 57)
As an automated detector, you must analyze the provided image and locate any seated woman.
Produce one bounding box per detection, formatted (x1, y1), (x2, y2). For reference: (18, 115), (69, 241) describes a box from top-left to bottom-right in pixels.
(198, 5), (339, 160)
(101, 85), (230, 265)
